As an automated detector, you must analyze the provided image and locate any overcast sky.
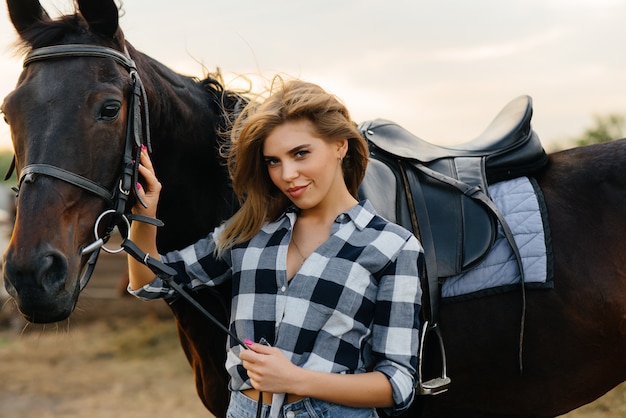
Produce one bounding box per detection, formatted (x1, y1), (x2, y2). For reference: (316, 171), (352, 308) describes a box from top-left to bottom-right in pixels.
(1, 0), (625, 151)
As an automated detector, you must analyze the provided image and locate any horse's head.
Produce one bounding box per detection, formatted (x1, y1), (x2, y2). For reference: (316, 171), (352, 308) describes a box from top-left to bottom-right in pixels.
(1, 0), (142, 322)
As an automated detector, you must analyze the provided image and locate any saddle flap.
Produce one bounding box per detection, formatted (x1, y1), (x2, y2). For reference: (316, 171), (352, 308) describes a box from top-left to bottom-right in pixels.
(362, 145), (497, 278)
(405, 157), (496, 276)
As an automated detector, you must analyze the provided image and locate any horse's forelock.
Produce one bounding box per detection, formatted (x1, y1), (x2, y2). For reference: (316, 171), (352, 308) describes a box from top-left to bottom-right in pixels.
(14, 14), (80, 51)
(13, 13), (124, 54)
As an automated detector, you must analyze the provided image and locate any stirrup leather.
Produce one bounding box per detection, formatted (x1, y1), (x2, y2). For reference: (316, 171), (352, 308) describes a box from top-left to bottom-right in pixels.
(418, 321), (451, 395)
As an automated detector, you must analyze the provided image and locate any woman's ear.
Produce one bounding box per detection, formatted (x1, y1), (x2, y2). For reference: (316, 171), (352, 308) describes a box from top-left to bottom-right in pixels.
(336, 138), (349, 159)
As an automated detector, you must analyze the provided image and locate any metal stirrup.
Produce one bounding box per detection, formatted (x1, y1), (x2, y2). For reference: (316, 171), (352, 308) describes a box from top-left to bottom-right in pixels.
(418, 320), (452, 395)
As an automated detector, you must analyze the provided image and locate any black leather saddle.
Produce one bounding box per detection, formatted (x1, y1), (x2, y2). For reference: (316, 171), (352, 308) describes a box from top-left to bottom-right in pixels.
(357, 95), (549, 394)
(358, 95), (548, 280)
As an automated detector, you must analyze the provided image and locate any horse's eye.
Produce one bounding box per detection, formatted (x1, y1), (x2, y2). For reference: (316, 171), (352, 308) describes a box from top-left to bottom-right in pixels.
(99, 101), (121, 121)
(1, 111), (7, 125)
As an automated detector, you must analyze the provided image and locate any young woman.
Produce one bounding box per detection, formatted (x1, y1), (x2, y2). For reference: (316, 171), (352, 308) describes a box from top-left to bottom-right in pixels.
(128, 78), (423, 418)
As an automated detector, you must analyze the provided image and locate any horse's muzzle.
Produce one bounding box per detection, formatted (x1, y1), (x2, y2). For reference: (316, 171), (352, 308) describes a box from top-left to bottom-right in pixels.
(3, 247), (78, 323)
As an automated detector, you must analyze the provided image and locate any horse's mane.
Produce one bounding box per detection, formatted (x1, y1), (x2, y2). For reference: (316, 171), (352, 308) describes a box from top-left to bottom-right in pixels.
(200, 76), (249, 141)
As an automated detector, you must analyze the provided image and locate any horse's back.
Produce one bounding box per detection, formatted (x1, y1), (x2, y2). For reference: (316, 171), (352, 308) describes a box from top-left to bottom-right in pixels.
(424, 139), (626, 417)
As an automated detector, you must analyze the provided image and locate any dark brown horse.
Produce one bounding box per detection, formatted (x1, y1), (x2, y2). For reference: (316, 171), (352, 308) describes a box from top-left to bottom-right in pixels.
(2, 1), (626, 417)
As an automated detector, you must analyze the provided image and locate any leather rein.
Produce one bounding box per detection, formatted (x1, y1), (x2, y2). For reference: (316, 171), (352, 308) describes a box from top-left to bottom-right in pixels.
(6, 44), (154, 291)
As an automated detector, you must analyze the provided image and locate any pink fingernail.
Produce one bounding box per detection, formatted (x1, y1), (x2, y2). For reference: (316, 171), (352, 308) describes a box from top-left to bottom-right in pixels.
(141, 144), (147, 151)
(244, 339), (253, 346)
(136, 182), (142, 190)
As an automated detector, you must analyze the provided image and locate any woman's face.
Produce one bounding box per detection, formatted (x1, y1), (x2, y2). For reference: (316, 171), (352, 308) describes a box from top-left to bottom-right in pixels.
(263, 119), (347, 213)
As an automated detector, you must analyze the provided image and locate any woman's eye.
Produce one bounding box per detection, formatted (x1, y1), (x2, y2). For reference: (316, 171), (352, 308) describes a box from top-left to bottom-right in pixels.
(99, 102), (121, 121)
(295, 150), (309, 158)
(265, 158), (279, 167)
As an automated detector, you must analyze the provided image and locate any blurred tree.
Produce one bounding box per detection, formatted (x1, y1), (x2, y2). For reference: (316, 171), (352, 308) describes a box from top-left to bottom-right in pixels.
(0, 151), (15, 182)
(575, 114), (625, 147)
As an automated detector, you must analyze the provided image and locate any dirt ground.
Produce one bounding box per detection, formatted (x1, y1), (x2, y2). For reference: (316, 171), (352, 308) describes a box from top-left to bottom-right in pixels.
(0, 251), (214, 418)
(0, 252), (624, 418)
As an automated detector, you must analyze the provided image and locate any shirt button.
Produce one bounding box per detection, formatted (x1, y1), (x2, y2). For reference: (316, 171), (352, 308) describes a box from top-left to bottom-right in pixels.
(281, 285), (286, 292)
(286, 412), (295, 418)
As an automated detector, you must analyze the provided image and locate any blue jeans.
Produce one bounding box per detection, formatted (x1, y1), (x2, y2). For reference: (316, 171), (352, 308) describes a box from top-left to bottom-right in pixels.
(227, 390), (379, 418)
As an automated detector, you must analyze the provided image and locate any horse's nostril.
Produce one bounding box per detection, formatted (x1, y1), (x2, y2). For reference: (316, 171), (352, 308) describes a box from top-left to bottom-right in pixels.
(38, 251), (69, 293)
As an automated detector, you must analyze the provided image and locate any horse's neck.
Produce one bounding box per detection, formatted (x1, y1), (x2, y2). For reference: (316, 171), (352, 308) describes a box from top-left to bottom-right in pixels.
(129, 49), (235, 250)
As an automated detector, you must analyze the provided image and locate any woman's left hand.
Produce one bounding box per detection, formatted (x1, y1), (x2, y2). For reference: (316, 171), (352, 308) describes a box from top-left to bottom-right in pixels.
(240, 341), (300, 394)
(134, 145), (161, 217)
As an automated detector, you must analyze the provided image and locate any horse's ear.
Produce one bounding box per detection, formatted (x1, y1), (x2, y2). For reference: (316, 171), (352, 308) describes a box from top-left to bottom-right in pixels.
(77, 0), (119, 38)
(6, 0), (49, 34)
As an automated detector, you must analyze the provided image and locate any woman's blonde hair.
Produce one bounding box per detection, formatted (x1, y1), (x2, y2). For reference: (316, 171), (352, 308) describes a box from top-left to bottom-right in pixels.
(216, 77), (369, 254)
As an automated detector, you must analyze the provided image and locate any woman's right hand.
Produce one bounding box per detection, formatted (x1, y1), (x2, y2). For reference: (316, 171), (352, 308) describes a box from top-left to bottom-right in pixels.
(134, 145), (162, 217)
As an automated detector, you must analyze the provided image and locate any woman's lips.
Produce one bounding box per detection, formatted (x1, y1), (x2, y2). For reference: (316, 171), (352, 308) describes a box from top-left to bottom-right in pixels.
(287, 184), (308, 198)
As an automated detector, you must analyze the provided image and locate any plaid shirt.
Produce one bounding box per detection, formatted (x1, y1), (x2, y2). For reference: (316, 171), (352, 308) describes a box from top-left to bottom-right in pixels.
(130, 200), (423, 415)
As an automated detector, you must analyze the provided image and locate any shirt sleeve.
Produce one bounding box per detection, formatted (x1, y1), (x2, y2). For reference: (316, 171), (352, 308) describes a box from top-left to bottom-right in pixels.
(372, 234), (423, 415)
(128, 225), (232, 301)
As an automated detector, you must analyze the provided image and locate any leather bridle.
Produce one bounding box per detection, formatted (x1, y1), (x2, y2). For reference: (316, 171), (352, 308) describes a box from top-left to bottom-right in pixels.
(7, 43), (153, 290)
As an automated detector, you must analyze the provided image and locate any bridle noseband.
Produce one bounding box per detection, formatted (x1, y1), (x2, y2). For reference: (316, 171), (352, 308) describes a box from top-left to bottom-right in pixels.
(8, 43), (152, 290)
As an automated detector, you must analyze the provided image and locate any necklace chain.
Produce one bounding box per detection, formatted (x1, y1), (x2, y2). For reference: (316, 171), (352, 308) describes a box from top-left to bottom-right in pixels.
(291, 238), (306, 265)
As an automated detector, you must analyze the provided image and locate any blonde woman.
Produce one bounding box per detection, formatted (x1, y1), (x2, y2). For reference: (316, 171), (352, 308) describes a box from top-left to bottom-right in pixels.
(128, 79), (423, 418)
